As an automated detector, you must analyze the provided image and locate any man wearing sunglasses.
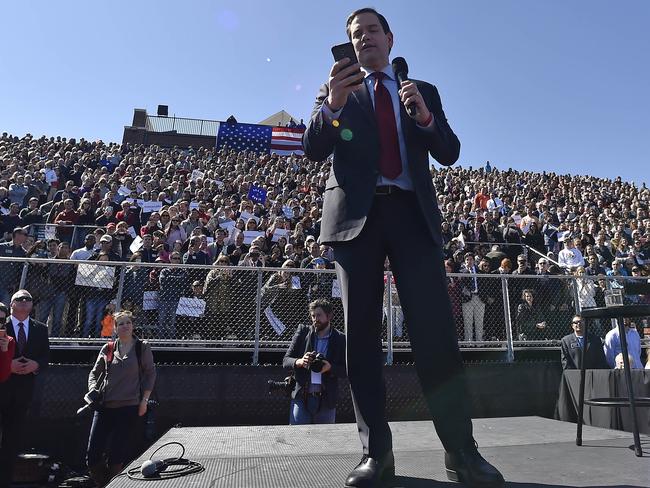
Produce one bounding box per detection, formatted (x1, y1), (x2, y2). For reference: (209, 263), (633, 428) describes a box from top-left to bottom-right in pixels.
(0, 289), (50, 488)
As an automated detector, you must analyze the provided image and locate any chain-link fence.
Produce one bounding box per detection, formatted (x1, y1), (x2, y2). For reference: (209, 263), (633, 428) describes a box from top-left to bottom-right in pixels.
(1, 256), (648, 363)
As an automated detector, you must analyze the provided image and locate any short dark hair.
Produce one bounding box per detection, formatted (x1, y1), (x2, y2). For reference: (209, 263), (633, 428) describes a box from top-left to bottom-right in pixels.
(309, 298), (333, 316)
(346, 7), (391, 40)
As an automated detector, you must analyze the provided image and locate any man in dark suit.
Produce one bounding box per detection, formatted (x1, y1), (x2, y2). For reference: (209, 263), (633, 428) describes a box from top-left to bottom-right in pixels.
(0, 289), (50, 488)
(283, 299), (346, 424)
(303, 7), (504, 488)
(560, 315), (608, 370)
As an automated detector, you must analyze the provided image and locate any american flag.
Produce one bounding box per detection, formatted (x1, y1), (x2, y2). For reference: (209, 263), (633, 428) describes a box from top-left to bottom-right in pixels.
(215, 123), (304, 156)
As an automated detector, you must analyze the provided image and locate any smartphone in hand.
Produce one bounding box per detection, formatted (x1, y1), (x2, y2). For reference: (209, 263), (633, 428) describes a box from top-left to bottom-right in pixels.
(331, 42), (363, 86)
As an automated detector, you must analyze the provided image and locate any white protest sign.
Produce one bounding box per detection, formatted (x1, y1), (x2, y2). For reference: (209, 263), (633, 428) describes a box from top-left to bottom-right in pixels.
(75, 263), (115, 289)
(44, 224), (57, 240)
(240, 211), (260, 223)
(243, 231), (264, 245)
(176, 297), (206, 317)
(512, 214), (522, 225)
(118, 186), (131, 196)
(127, 226), (137, 238)
(190, 169), (204, 181)
(142, 291), (159, 311)
(332, 279), (341, 298)
(129, 236), (143, 254)
(219, 220), (236, 233)
(264, 306), (286, 335)
(271, 228), (289, 243)
(189, 202), (200, 210)
(140, 201), (163, 213)
(291, 276), (301, 289)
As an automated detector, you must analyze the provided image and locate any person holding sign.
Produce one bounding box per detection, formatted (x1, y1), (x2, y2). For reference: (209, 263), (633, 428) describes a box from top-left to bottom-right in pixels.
(303, 8), (503, 487)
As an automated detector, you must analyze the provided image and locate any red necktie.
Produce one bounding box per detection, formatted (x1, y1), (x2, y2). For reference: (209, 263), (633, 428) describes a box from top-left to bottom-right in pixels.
(373, 72), (402, 180)
(17, 322), (26, 356)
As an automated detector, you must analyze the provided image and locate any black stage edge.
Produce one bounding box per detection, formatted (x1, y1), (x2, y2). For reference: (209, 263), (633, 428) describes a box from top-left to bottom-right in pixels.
(27, 362), (562, 469)
(107, 417), (650, 488)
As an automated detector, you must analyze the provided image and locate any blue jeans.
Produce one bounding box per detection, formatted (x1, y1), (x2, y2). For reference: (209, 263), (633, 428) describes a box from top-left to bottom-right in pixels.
(290, 396), (336, 425)
(86, 406), (139, 466)
(84, 297), (109, 337)
(38, 291), (66, 336)
(157, 299), (178, 339)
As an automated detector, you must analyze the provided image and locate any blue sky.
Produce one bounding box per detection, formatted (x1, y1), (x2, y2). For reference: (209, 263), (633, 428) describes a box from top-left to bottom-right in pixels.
(1, 0), (648, 185)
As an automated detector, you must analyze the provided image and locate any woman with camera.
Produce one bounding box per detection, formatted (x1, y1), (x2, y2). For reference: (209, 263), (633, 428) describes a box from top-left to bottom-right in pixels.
(86, 311), (156, 487)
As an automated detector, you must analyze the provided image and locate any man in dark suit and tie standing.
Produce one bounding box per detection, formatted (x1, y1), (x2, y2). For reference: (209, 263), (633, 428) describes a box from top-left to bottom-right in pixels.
(303, 7), (504, 488)
(560, 315), (608, 370)
(0, 289), (50, 488)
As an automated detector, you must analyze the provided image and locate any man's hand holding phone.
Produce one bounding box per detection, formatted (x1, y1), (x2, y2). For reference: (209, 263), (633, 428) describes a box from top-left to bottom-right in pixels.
(327, 59), (365, 111)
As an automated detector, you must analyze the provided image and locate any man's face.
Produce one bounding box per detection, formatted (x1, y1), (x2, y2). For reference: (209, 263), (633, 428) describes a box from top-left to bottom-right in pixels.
(11, 295), (33, 317)
(311, 307), (331, 331)
(349, 12), (392, 70)
(571, 317), (584, 336)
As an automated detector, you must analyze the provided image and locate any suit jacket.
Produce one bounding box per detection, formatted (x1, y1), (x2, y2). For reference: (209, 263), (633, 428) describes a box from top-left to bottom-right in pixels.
(303, 77), (460, 245)
(560, 332), (608, 370)
(0, 317), (50, 404)
(282, 324), (346, 409)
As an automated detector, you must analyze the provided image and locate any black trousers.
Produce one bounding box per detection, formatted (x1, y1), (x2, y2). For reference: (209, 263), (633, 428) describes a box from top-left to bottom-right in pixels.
(332, 191), (473, 457)
(0, 394), (29, 488)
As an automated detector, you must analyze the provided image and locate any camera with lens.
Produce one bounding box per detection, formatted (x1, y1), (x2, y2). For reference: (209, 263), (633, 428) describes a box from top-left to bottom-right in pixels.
(76, 388), (103, 415)
(267, 375), (296, 397)
(309, 352), (327, 373)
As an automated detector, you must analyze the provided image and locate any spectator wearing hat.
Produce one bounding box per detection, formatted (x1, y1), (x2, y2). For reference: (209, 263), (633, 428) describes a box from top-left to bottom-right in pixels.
(93, 233), (121, 262)
(0, 228), (28, 305)
(0, 289), (50, 488)
(558, 238), (585, 271)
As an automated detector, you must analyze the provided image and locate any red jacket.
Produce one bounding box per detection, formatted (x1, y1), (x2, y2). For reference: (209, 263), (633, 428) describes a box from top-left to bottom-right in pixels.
(0, 337), (15, 383)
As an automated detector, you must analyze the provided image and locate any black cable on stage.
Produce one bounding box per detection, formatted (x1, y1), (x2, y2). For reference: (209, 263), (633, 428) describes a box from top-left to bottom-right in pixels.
(123, 441), (205, 481)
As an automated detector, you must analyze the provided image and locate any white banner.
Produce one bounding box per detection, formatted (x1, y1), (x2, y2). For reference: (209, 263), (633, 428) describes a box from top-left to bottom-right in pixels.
(271, 228), (289, 243)
(243, 230), (264, 245)
(75, 263), (115, 289)
(176, 297), (206, 317)
(142, 291), (159, 311)
(139, 201), (163, 213)
(264, 306), (286, 335)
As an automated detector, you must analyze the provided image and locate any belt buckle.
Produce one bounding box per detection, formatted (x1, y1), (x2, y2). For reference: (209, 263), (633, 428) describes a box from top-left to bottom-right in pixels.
(376, 185), (391, 196)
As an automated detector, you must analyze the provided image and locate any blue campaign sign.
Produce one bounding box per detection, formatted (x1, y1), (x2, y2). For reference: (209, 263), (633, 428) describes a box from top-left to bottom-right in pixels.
(248, 185), (267, 204)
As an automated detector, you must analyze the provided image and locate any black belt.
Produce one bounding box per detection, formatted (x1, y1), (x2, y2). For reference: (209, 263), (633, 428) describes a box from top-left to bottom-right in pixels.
(375, 185), (405, 195)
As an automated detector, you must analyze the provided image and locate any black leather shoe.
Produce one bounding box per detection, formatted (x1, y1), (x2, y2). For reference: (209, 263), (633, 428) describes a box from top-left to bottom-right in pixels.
(344, 451), (395, 488)
(445, 443), (505, 488)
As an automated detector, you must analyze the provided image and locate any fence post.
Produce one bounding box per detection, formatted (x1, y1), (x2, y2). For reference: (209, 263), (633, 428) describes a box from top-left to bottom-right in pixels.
(571, 276), (582, 315)
(253, 269), (262, 366)
(114, 265), (126, 312)
(502, 276), (515, 362)
(386, 271), (394, 366)
(19, 262), (30, 290)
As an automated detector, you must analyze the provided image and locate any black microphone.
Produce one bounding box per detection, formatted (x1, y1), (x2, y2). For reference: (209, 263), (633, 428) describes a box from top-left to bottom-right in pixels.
(141, 459), (170, 478)
(391, 57), (416, 117)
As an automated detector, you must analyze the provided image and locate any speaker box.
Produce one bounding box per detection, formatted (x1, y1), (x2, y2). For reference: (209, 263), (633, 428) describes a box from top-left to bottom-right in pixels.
(157, 105), (169, 117)
(132, 109), (147, 128)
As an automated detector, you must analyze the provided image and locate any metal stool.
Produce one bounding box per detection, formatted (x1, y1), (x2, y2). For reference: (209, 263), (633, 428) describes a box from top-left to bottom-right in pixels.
(577, 303), (650, 456)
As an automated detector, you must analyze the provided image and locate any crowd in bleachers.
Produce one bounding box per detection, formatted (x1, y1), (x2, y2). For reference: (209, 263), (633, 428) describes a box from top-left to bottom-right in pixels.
(0, 132), (648, 341)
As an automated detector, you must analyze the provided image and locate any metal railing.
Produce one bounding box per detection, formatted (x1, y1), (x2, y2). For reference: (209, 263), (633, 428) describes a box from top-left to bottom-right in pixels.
(1, 256), (648, 365)
(145, 115), (221, 136)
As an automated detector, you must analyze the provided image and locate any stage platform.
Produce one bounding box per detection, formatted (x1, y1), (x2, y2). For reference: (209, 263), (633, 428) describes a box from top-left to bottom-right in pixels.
(109, 416), (649, 488)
